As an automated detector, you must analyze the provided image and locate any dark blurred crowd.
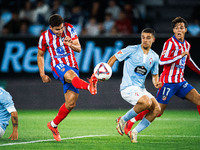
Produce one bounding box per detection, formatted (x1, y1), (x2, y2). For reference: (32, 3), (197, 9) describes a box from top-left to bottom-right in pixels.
(0, 0), (200, 37)
(0, 0), (148, 36)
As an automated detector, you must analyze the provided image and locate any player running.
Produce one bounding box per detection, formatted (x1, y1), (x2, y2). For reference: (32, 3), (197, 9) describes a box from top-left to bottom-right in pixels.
(107, 28), (162, 143)
(37, 14), (98, 141)
(124, 16), (200, 134)
(0, 87), (18, 140)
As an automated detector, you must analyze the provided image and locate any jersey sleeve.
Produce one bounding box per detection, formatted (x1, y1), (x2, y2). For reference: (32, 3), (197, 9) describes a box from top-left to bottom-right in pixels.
(114, 46), (136, 62)
(38, 33), (47, 51)
(151, 54), (159, 75)
(0, 89), (15, 113)
(186, 54), (200, 75)
(159, 41), (182, 65)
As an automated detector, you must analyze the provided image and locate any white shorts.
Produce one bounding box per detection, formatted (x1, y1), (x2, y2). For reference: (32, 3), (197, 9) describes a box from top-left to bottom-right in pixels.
(120, 86), (154, 106)
(0, 126), (5, 138)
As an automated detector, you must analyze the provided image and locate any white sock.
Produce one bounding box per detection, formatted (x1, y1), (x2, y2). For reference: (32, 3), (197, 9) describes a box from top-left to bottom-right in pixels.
(51, 121), (58, 128)
(130, 118), (137, 123)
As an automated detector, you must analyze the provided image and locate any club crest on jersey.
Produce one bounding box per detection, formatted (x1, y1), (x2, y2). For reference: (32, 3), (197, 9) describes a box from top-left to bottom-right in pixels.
(149, 58), (153, 65)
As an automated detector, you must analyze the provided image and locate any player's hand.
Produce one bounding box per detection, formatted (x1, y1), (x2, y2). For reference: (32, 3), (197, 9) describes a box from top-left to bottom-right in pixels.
(181, 51), (189, 58)
(63, 36), (73, 47)
(154, 82), (162, 88)
(9, 131), (18, 140)
(41, 75), (51, 83)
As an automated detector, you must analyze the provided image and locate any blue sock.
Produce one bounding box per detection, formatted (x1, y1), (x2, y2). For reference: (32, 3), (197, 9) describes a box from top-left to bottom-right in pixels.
(134, 117), (151, 133)
(122, 108), (138, 122)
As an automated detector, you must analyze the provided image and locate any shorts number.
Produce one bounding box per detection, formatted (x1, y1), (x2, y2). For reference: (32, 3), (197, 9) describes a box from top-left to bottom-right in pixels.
(56, 64), (65, 70)
(163, 87), (170, 96)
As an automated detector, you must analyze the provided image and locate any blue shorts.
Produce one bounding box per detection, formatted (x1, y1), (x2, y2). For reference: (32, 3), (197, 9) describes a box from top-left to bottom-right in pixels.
(156, 81), (194, 104)
(52, 63), (79, 94)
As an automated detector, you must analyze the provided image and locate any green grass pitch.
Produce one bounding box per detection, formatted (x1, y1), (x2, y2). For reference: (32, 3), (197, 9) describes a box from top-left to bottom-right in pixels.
(0, 110), (199, 150)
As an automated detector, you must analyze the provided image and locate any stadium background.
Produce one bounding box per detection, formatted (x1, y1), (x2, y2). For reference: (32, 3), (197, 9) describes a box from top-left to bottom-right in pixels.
(0, 0), (200, 110)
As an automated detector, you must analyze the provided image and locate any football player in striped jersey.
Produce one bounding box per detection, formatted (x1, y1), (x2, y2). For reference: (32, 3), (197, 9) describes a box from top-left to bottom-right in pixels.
(37, 14), (98, 141)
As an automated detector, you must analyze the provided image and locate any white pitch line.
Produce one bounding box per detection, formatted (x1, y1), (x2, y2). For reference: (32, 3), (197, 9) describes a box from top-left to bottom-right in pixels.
(0, 135), (109, 147)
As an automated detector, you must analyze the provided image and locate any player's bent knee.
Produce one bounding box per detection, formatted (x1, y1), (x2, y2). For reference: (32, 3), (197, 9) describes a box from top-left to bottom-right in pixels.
(65, 102), (76, 110)
(143, 96), (152, 109)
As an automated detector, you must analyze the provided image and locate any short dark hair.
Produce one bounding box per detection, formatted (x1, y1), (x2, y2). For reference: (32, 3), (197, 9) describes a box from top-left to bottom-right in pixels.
(48, 14), (64, 27)
(141, 28), (156, 37)
(172, 16), (188, 28)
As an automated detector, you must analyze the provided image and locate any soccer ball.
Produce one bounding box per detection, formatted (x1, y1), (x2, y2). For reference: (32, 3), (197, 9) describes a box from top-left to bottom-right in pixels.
(93, 62), (112, 80)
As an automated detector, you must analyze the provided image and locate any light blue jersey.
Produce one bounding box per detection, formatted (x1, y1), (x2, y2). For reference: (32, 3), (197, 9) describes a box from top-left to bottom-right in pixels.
(0, 87), (14, 131)
(115, 44), (159, 91)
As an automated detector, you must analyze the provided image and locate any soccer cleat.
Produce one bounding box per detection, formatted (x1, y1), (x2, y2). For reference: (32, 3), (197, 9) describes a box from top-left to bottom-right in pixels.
(88, 74), (98, 95)
(124, 120), (134, 135)
(127, 130), (138, 143)
(47, 122), (61, 141)
(116, 117), (126, 136)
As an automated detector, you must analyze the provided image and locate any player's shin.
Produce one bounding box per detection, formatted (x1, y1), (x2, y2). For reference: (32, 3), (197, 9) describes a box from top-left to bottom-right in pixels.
(53, 103), (71, 126)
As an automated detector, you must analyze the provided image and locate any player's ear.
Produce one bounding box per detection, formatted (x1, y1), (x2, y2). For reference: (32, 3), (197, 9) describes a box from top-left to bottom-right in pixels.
(49, 25), (52, 30)
(153, 37), (155, 43)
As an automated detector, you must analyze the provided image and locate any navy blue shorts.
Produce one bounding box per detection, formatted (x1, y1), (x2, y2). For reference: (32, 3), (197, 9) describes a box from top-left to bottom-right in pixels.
(156, 81), (194, 104)
(52, 63), (79, 94)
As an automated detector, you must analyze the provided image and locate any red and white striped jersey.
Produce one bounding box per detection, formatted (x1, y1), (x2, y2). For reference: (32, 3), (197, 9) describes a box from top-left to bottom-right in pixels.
(38, 23), (79, 70)
(159, 35), (200, 83)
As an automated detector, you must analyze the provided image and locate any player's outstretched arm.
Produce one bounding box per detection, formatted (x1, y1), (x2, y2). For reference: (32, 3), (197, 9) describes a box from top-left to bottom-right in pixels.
(9, 111), (18, 140)
(107, 55), (117, 68)
(37, 49), (51, 83)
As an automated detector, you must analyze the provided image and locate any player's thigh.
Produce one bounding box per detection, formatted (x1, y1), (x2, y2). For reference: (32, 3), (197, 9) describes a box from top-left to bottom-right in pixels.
(121, 86), (153, 106)
(64, 70), (78, 83)
(64, 90), (79, 109)
(185, 88), (200, 105)
(54, 63), (79, 83)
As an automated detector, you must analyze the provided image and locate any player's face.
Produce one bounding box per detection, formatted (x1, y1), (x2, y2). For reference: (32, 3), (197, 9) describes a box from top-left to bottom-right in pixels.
(50, 23), (64, 37)
(141, 32), (155, 50)
(173, 22), (187, 42)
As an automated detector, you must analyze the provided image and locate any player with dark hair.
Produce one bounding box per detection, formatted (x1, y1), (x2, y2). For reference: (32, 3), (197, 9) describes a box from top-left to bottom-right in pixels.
(124, 16), (200, 134)
(107, 28), (162, 143)
(37, 14), (98, 141)
(0, 87), (18, 140)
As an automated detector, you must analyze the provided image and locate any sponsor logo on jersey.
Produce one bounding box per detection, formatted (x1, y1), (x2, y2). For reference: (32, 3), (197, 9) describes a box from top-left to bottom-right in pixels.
(135, 66), (147, 76)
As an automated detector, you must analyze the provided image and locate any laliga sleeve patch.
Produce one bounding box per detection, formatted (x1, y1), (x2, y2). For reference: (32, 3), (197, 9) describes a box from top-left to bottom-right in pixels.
(135, 66), (147, 76)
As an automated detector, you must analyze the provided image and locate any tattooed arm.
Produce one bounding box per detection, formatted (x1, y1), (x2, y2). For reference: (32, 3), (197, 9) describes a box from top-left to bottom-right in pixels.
(9, 111), (18, 140)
